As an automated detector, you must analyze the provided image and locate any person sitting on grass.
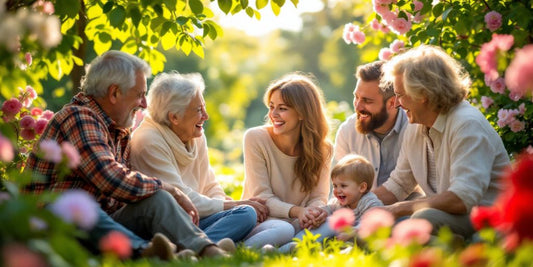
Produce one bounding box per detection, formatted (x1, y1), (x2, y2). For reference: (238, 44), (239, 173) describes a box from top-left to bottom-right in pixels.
(278, 154), (383, 253)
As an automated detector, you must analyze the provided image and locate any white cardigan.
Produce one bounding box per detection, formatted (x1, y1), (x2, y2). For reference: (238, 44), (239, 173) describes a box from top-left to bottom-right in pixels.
(130, 116), (226, 218)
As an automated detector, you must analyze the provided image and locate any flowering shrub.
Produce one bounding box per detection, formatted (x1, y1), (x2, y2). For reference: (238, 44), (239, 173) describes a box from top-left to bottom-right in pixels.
(343, 0), (532, 155)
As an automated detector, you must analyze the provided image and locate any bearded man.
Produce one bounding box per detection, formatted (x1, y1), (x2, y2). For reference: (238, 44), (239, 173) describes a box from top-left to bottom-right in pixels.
(334, 61), (408, 188)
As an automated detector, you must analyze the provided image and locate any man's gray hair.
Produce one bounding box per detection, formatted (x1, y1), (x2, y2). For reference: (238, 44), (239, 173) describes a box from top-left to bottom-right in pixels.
(80, 51), (151, 97)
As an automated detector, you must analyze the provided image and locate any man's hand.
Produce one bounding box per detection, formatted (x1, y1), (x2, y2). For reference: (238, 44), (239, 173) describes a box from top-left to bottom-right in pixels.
(299, 206), (327, 229)
(223, 197), (269, 223)
(161, 182), (199, 225)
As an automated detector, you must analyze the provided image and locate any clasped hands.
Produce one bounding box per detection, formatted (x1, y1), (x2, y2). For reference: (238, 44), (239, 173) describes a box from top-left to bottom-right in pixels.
(298, 206), (328, 230)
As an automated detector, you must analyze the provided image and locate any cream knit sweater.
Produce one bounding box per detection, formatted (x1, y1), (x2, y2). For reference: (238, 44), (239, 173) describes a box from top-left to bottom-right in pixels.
(241, 126), (330, 221)
(130, 116), (226, 218)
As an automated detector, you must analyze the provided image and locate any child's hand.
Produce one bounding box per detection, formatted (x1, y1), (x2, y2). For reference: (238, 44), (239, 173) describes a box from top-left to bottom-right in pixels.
(300, 207), (327, 229)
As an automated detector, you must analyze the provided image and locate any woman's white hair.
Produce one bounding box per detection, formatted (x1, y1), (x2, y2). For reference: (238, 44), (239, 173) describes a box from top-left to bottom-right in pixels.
(147, 72), (205, 126)
(80, 50), (151, 97)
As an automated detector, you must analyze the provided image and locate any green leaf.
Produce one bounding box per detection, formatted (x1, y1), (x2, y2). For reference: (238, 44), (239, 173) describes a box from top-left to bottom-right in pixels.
(153, 4), (164, 15)
(177, 16), (189, 26)
(102, 1), (114, 13)
(163, 0), (178, 11)
(290, 0), (298, 7)
(432, 3), (444, 17)
(151, 17), (167, 31)
(231, 4), (243, 15)
(161, 21), (173, 35)
(128, 6), (142, 26)
(256, 0), (268, 9)
(241, 0), (249, 9)
(245, 7), (254, 17)
(180, 35), (192, 56)
(98, 32), (112, 43)
(189, 0), (204, 15)
(273, 0), (285, 7)
(441, 7), (453, 22)
(192, 41), (205, 58)
(55, 0), (80, 18)
(218, 0), (232, 14)
(109, 6), (126, 28)
(271, 0), (281, 16)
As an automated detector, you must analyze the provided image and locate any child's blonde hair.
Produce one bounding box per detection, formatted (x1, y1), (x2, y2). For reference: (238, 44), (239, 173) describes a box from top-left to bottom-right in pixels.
(331, 154), (375, 193)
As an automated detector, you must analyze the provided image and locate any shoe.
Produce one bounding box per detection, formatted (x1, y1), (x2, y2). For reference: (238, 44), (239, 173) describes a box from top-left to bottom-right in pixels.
(141, 233), (177, 261)
(176, 249), (196, 260)
(261, 244), (276, 253)
(199, 244), (229, 258)
(216, 238), (236, 253)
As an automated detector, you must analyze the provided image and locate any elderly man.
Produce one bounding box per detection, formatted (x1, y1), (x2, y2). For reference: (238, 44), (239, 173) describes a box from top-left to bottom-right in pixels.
(335, 61), (408, 189)
(25, 50), (225, 258)
(374, 45), (510, 238)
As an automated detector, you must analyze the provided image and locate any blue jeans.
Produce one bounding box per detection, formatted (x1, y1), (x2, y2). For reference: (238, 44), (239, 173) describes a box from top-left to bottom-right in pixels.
(278, 218), (336, 253)
(87, 208), (148, 253)
(199, 205), (256, 242)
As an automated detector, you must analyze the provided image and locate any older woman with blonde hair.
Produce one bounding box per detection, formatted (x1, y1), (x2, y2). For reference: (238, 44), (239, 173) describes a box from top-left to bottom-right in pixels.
(130, 72), (268, 244)
(241, 73), (333, 248)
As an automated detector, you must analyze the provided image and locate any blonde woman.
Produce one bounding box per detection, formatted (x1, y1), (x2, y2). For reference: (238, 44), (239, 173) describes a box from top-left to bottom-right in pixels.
(241, 73), (333, 248)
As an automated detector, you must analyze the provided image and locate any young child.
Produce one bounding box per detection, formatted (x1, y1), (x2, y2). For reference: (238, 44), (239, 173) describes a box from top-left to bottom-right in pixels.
(278, 154), (383, 252)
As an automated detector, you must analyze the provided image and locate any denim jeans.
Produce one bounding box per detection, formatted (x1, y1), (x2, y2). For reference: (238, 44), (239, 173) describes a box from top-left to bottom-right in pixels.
(199, 205), (256, 242)
(87, 207), (148, 253)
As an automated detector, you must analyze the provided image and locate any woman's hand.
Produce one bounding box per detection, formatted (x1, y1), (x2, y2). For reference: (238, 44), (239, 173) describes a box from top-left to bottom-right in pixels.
(300, 207), (327, 229)
(161, 182), (200, 225)
(224, 198), (269, 223)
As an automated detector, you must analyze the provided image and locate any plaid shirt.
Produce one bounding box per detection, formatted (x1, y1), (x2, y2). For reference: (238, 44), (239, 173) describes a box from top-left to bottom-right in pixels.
(25, 93), (161, 213)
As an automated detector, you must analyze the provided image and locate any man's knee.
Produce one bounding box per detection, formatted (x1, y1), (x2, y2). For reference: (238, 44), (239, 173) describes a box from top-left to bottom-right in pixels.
(411, 208), (443, 223)
(147, 190), (175, 206)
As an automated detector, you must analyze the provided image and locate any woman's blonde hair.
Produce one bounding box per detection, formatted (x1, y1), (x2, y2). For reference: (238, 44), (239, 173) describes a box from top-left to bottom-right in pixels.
(331, 154), (375, 194)
(263, 73), (332, 193)
(381, 45), (470, 113)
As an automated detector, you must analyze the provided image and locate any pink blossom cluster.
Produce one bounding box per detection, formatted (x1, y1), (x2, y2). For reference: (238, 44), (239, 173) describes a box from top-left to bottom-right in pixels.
(372, 0), (419, 35)
(1, 89), (55, 141)
(343, 23), (366, 45)
(497, 103), (526, 132)
(330, 208), (433, 246)
(475, 34), (514, 83)
(0, 134), (14, 162)
(505, 44), (533, 96)
(484, 11), (502, 32)
(379, 39), (405, 61)
(39, 140), (81, 169)
(49, 190), (99, 230)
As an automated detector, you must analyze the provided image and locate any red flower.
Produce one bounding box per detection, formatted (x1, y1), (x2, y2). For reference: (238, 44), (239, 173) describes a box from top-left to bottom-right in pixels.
(409, 248), (442, 267)
(470, 206), (502, 231)
(459, 243), (488, 267)
(99, 231), (132, 259)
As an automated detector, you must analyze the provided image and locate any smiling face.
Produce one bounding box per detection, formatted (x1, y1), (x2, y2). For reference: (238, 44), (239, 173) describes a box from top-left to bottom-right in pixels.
(353, 80), (391, 134)
(113, 71), (147, 128)
(393, 74), (427, 126)
(169, 92), (208, 143)
(332, 174), (367, 209)
(268, 89), (302, 137)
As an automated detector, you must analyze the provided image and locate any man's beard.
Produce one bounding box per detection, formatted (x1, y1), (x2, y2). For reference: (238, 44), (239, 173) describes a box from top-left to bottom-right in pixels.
(355, 104), (389, 134)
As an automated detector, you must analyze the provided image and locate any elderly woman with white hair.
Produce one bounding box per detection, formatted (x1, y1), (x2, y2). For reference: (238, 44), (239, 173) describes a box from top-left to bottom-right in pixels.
(130, 72), (268, 243)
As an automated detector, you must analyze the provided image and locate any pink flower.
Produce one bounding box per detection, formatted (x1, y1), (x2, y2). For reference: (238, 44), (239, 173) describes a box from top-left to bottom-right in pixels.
(476, 34), (514, 81)
(41, 110), (54, 120)
(485, 11), (502, 32)
(34, 119), (48, 135)
(343, 23), (365, 45)
(390, 17), (412, 35)
(481, 96), (494, 109)
(484, 74), (495, 87)
(370, 19), (381, 30)
(99, 231), (132, 259)
(374, 0), (393, 5)
(373, 2), (391, 16)
(39, 139), (62, 163)
(490, 77), (506, 94)
(381, 10), (397, 25)
(29, 216), (48, 231)
(413, 0), (423, 12)
(25, 52), (33, 66)
(510, 120), (525, 132)
(21, 128), (36, 141)
(379, 47), (394, 61)
(0, 135), (14, 162)
(329, 208), (356, 232)
(412, 12), (424, 23)
(390, 39), (404, 53)
(2, 98), (22, 116)
(32, 0), (55, 15)
(1, 243), (47, 267)
(61, 141), (80, 169)
(518, 103), (526, 115)
(409, 248), (443, 267)
(352, 30), (366, 44)
(31, 107), (43, 116)
(505, 45), (533, 96)
(509, 91), (522, 101)
(526, 145), (533, 155)
(50, 190), (99, 230)
(380, 24), (391, 33)
(20, 115), (36, 129)
(359, 208), (395, 238)
(19, 86), (37, 107)
(459, 243), (488, 267)
(391, 218), (432, 246)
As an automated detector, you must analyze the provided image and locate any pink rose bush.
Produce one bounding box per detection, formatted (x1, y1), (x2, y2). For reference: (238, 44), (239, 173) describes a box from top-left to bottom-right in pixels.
(485, 11), (502, 32)
(50, 190), (99, 230)
(99, 231), (132, 259)
(329, 208), (356, 232)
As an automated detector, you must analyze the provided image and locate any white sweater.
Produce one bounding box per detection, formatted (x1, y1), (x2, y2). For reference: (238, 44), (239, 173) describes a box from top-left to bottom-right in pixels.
(130, 116), (226, 218)
(241, 126), (330, 221)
